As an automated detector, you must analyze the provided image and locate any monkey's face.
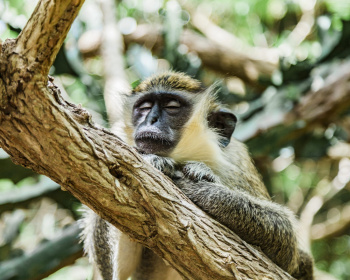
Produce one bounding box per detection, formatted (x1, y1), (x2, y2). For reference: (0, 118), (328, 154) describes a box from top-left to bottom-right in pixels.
(132, 92), (193, 155)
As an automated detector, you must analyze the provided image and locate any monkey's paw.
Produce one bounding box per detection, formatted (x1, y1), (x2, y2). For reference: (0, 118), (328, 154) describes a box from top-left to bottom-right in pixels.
(142, 154), (176, 178)
(182, 161), (217, 183)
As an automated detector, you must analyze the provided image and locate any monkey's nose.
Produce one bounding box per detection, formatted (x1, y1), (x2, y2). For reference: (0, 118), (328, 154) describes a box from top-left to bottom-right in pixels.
(147, 105), (160, 125)
(150, 116), (158, 124)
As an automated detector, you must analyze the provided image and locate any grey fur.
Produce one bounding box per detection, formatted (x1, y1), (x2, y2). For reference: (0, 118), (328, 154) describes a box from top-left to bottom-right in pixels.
(144, 154), (314, 280)
(93, 216), (114, 280)
(131, 248), (179, 280)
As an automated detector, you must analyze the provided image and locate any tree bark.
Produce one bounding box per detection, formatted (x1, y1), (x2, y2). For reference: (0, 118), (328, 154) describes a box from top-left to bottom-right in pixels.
(0, 0), (294, 279)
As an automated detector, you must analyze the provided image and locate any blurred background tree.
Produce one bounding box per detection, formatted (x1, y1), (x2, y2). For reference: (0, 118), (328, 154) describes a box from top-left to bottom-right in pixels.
(0, 0), (350, 279)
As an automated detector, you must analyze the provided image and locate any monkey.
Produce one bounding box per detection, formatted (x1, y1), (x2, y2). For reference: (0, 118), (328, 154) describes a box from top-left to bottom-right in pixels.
(81, 72), (314, 280)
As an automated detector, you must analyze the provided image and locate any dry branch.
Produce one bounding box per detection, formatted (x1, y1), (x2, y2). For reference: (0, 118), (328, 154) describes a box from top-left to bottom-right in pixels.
(299, 158), (350, 248)
(284, 0), (316, 49)
(190, 10), (279, 75)
(311, 204), (350, 241)
(241, 59), (350, 149)
(0, 223), (83, 280)
(0, 178), (59, 214)
(288, 61), (350, 124)
(0, 0), (294, 279)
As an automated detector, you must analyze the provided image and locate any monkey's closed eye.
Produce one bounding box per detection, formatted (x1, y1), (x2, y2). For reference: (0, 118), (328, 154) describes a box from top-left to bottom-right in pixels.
(164, 100), (181, 109)
(139, 101), (153, 110)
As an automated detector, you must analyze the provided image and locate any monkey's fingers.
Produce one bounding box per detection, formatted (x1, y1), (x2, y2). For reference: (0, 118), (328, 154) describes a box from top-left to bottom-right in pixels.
(182, 162), (216, 182)
(142, 154), (176, 177)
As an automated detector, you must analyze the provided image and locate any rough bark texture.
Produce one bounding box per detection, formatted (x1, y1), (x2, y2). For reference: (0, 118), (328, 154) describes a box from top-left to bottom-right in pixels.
(0, 0), (294, 279)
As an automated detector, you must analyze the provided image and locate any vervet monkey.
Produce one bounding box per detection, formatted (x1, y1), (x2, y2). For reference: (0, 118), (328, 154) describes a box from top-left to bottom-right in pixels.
(81, 72), (314, 280)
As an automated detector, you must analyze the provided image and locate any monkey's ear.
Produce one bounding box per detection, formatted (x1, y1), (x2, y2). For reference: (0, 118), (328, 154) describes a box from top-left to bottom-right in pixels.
(208, 109), (237, 147)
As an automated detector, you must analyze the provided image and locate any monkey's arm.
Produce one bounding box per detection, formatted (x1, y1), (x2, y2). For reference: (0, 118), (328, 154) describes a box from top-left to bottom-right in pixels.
(142, 155), (313, 279)
(174, 165), (313, 280)
(142, 155), (297, 269)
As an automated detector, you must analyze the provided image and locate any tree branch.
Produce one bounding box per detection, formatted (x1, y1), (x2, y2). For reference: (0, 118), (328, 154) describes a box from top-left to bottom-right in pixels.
(299, 158), (350, 248)
(0, 0), (293, 279)
(284, 0), (317, 50)
(16, 0), (85, 76)
(311, 203), (350, 241)
(0, 223), (83, 280)
(241, 59), (350, 155)
(0, 177), (59, 214)
(190, 10), (279, 77)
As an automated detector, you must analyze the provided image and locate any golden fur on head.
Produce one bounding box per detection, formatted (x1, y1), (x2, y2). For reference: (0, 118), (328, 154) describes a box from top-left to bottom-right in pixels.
(133, 72), (204, 94)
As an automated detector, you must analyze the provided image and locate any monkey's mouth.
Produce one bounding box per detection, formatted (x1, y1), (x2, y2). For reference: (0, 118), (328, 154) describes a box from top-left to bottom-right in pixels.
(135, 132), (174, 155)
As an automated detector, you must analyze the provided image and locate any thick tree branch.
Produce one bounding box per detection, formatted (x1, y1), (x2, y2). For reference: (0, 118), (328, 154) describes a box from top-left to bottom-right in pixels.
(16, 0), (85, 76)
(0, 1), (294, 279)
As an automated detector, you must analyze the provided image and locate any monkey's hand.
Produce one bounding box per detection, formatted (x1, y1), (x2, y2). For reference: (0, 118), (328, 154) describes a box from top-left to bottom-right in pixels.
(182, 161), (218, 183)
(142, 154), (176, 178)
